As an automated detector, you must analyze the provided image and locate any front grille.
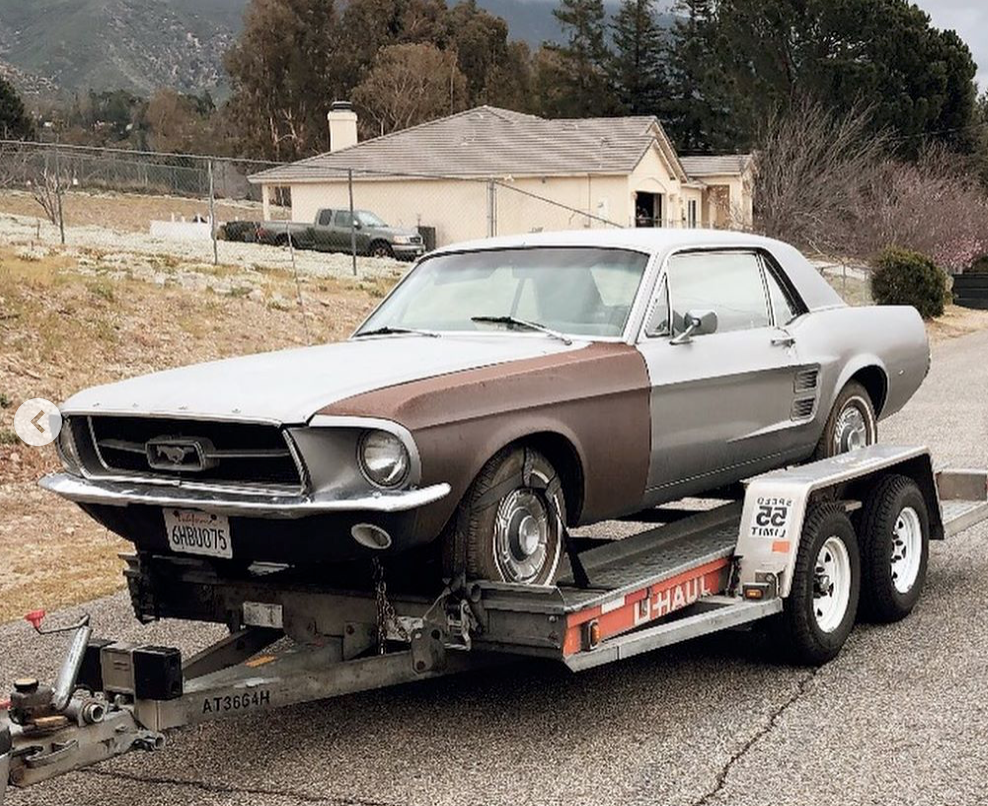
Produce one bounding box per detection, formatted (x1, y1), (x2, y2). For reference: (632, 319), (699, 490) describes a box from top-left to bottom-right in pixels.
(84, 416), (303, 491)
(409, 235), (422, 244)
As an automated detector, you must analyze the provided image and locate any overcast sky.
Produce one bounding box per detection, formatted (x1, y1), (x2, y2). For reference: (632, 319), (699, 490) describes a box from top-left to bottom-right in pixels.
(913, 0), (987, 90)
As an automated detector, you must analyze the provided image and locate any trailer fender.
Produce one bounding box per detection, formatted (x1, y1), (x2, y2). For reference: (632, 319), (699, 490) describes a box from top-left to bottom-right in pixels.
(735, 446), (942, 599)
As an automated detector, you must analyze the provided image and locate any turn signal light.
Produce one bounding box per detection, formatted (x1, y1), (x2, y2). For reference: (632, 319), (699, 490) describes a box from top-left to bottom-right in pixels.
(584, 619), (601, 650)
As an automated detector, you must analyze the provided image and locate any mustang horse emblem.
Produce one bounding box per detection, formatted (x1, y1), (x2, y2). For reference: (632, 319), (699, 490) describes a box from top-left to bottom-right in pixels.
(156, 445), (195, 465)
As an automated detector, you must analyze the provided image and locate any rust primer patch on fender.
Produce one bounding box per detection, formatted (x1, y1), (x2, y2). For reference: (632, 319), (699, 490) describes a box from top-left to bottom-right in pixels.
(320, 342), (651, 530)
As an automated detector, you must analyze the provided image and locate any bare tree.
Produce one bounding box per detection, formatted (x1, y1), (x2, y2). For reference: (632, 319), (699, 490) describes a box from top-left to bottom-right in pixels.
(753, 99), (888, 256)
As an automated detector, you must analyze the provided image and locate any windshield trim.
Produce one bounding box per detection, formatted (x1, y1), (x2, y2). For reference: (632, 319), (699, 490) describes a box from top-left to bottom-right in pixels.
(351, 244), (656, 344)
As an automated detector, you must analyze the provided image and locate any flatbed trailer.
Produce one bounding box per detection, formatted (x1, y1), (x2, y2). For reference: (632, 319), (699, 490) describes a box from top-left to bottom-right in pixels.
(3, 445), (987, 801)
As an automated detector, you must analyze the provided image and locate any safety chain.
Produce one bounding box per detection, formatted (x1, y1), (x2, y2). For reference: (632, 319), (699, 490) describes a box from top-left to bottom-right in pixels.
(372, 558), (410, 654)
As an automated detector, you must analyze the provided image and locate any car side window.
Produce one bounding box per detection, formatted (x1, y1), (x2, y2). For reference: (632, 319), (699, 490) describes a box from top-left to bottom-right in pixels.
(645, 278), (670, 337)
(334, 211), (354, 227)
(763, 264), (798, 326)
(667, 251), (771, 335)
(317, 210), (333, 226)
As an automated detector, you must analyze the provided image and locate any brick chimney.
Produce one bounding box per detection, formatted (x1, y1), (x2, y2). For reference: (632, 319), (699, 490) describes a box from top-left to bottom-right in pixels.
(328, 101), (358, 152)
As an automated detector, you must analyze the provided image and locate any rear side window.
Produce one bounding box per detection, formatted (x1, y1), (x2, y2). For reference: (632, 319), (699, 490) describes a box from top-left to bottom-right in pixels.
(317, 210), (333, 226)
(667, 251), (771, 335)
(764, 267), (797, 325)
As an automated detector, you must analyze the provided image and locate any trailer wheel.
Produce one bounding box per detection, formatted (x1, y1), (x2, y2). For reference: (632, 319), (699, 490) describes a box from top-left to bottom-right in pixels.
(448, 446), (564, 586)
(774, 503), (861, 665)
(857, 474), (929, 623)
(813, 381), (877, 460)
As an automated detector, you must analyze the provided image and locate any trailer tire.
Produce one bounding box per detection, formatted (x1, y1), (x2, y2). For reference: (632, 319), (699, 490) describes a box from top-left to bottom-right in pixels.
(813, 381), (877, 460)
(773, 503), (861, 665)
(857, 474), (929, 623)
(448, 446), (565, 586)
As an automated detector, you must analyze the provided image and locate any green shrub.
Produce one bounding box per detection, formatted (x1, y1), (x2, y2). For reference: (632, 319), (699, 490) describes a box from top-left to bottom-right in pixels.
(968, 254), (988, 274)
(870, 248), (948, 319)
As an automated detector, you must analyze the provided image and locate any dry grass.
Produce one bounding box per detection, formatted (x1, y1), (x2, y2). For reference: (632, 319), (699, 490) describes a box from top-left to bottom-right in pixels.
(0, 189), (264, 234)
(0, 245), (387, 623)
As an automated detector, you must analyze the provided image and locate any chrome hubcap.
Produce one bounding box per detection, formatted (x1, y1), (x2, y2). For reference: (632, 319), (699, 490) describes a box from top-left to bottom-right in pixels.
(891, 506), (922, 594)
(494, 489), (550, 584)
(833, 400), (871, 454)
(813, 536), (852, 633)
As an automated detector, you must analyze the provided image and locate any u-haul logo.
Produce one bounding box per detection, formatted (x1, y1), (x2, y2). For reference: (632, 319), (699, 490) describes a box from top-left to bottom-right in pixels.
(749, 496), (794, 539)
(647, 575), (714, 621)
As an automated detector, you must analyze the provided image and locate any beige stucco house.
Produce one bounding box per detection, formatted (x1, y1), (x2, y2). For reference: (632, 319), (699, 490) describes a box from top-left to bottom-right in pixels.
(249, 104), (753, 248)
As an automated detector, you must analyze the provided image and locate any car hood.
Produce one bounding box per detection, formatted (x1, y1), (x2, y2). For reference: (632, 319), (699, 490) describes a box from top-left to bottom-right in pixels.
(61, 336), (587, 425)
(372, 226), (418, 238)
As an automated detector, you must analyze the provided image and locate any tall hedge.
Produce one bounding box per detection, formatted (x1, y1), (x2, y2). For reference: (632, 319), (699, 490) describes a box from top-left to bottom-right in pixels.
(871, 248), (948, 319)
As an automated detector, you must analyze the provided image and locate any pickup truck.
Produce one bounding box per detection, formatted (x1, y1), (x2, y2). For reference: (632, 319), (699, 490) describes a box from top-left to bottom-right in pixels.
(257, 208), (426, 260)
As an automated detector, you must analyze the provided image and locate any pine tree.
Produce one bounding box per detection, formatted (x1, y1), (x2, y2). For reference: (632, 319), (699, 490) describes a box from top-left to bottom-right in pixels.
(547, 0), (615, 117)
(662, 0), (733, 152)
(0, 76), (33, 140)
(610, 0), (666, 115)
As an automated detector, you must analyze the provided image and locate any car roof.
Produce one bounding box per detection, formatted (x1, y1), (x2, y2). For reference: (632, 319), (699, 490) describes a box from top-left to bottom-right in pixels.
(430, 228), (788, 256)
(428, 228), (845, 312)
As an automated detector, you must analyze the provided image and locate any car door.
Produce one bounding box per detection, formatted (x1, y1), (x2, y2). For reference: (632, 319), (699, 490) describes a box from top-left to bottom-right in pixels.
(311, 209), (335, 251)
(637, 249), (810, 503)
(333, 210), (368, 254)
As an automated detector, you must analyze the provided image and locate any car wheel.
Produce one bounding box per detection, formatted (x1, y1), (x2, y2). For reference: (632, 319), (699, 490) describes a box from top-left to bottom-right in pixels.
(770, 503), (861, 665)
(448, 446), (565, 586)
(813, 381), (877, 460)
(370, 241), (394, 259)
(856, 474), (929, 623)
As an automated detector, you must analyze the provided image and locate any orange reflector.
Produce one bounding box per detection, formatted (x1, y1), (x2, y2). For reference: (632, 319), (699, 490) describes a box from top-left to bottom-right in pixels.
(586, 619), (601, 650)
(744, 587), (764, 600)
(771, 540), (791, 554)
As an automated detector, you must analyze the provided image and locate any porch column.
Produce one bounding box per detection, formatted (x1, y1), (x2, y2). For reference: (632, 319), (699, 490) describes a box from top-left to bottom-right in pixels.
(261, 184), (272, 221)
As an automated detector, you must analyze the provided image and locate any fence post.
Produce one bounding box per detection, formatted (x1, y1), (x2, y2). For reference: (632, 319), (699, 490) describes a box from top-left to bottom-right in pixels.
(208, 159), (218, 266)
(486, 179), (496, 238)
(53, 138), (65, 245)
(348, 169), (357, 277)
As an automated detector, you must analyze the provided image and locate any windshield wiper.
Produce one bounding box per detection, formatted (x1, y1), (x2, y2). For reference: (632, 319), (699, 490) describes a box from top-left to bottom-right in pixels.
(354, 326), (441, 338)
(470, 315), (573, 345)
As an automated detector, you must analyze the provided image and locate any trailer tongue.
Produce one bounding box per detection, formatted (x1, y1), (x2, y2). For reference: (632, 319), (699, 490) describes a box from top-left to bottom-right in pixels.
(3, 446), (987, 801)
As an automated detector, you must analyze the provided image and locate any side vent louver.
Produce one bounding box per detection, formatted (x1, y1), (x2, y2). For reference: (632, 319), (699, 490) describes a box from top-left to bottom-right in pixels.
(791, 398), (815, 420)
(794, 368), (819, 393)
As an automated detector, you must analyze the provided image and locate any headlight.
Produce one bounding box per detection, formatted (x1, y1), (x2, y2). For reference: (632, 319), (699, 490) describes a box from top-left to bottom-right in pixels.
(56, 418), (82, 475)
(392, 235), (411, 245)
(358, 430), (410, 488)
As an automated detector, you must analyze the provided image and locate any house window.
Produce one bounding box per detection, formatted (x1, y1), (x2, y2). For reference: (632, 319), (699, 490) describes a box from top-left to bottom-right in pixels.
(687, 200), (699, 229)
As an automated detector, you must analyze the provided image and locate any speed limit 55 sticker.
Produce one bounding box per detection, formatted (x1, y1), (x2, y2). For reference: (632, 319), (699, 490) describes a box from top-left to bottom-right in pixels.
(749, 496), (795, 540)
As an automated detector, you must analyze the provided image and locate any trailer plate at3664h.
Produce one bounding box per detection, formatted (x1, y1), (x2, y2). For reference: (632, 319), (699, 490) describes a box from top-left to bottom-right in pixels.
(2, 445), (987, 802)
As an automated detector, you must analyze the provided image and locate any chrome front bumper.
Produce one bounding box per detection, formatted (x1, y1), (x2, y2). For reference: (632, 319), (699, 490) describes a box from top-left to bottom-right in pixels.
(39, 473), (451, 519)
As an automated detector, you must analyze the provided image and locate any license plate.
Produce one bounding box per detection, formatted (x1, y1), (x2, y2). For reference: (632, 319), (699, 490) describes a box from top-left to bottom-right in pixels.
(163, 508), (232, 559)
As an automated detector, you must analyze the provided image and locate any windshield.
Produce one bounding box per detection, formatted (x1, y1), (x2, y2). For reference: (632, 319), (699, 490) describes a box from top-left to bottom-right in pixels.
(358, 247), (650, 338)
(357, 211), (387, 227)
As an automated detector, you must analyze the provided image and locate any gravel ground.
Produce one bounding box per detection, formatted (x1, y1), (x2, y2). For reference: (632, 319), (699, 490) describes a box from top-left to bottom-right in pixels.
(0, 210), (406, 281)
(3, 329), (988, 806)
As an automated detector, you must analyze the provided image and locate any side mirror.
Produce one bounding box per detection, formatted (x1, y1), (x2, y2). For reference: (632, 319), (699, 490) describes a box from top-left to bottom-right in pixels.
(353, 220), (362, 230)
(670, 309), (718, 345)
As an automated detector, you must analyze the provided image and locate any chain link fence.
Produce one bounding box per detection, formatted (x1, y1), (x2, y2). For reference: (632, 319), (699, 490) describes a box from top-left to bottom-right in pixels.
(0, 140), (642, 288)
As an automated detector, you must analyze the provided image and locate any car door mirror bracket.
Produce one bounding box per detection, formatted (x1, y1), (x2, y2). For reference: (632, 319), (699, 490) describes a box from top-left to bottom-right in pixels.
(670, 309), (718, 345)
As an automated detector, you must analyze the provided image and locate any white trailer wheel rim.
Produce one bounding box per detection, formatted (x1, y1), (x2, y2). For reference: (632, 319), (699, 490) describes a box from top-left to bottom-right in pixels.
(813, 536), (852, 633)
(891, 506), (923, 594)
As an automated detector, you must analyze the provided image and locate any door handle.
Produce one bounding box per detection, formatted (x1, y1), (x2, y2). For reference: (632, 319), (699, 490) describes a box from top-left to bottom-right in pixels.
(771, 334), (796, 348)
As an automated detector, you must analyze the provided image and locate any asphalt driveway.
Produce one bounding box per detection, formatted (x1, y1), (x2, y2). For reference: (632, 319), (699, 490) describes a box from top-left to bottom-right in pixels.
(3, 327), (988, 806)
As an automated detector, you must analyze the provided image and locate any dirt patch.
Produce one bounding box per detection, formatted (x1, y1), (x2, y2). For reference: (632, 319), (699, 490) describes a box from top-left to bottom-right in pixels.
(927, 305), (988, 343)
(0, 246), (391, 623)
(0, 189), (268, 234)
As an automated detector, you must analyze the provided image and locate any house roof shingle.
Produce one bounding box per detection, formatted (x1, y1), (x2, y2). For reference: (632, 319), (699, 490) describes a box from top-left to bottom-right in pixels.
(249, 106), (694, 184)
(679, 154), (752, 177)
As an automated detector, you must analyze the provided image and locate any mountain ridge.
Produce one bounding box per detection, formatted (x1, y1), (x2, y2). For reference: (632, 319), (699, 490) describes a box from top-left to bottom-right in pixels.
(0, 0), (674, 97)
